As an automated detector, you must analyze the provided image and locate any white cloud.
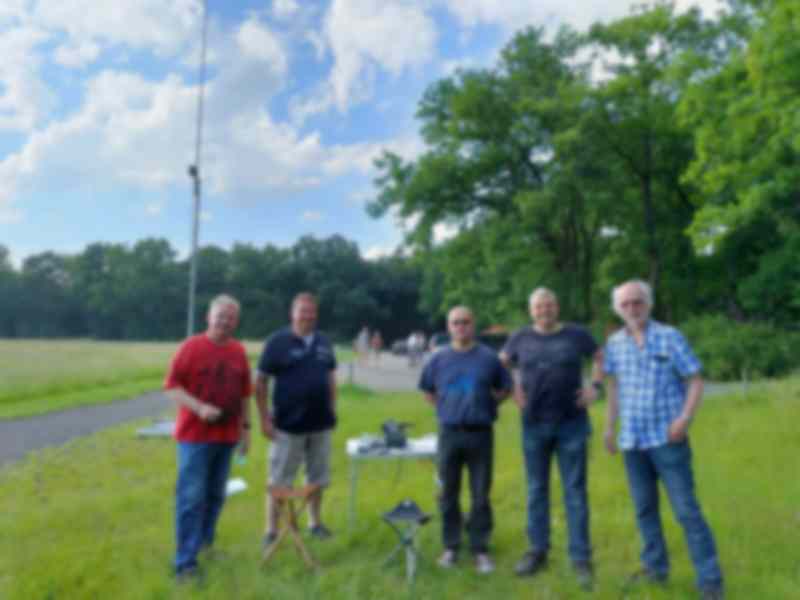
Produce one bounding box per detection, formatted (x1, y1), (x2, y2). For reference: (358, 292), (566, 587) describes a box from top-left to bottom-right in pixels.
(304, 30), (327, 61)
(433, 222), (458, 244)
(32, 0), (200, 56)
(324, 0), (438, 112)
(363, 244), (396, 260)
(236, 16), (288, 75)
(0, 25), (53, 131)
(302, 210), (323, 221)
(200, 210), (212, 222)
(144, 201), (162, 217)
(54, 40), (101, 68)
(440, 0), (726, 33)
(0, 205), (23, 225)
(273, 0), (300, 20)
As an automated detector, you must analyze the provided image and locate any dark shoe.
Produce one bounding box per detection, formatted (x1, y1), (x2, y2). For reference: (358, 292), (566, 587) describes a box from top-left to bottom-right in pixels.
(175, 566), (199, 584)
(700, 587), (724, 600)
(261, 531), (278, 551)
(625, 568), (668, 587)
(309, 524), (333, 540)
(514, 549), (547, 577)
(573, 561), (594, 591)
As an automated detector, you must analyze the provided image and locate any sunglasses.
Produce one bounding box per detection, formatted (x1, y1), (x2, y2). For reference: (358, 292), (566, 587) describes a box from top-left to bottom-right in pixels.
(449, 319), (472, 326)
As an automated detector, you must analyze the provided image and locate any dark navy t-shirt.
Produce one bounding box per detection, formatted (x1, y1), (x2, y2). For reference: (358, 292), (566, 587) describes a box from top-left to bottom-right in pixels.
(503, 324), (598, 424)
(419, 344), (512, 426)
(257, 328), (337, 434)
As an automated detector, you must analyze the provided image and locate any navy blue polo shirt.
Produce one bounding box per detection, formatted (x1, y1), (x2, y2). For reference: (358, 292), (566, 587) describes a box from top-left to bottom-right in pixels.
(419, 344), (512, 426)
(257, 328), (337, 433)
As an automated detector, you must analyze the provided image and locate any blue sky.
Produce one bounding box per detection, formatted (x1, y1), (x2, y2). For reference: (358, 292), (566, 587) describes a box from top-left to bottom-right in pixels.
(0, 0), (722, 266)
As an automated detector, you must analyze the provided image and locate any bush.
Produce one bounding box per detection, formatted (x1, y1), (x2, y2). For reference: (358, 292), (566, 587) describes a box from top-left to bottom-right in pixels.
(680, 314), (800, 381)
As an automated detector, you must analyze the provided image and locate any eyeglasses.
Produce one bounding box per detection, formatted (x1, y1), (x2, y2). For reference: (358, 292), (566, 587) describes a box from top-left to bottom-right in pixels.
(449, 319), (472, 326)
(620, 299), (646, 308)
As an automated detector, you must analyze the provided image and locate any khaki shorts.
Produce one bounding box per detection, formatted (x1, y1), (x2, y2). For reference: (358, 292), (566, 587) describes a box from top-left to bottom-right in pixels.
(268, 429), (332, 488)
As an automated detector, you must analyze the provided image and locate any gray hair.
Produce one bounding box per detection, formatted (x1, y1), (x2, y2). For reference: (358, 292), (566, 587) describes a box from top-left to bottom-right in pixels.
(209, 294), (240, 313)
(528, 287), (558, 305)
(611, 279), (653, 317)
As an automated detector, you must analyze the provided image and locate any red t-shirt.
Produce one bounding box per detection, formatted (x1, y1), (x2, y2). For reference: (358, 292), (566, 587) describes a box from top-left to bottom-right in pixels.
(164, 334), (253, 443)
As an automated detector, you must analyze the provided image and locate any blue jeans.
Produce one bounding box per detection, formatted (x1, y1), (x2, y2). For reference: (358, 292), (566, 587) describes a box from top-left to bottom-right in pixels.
(522, 417), (591, 564)
(623, 441), (723, 590)
(175, 442), (235, 573)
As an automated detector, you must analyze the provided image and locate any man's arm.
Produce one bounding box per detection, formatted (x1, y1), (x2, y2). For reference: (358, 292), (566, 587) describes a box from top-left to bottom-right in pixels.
(668, 374), (703, 442)
(166, 387), (221, 422)
(577, 348), (604, 408)
(603, 376), (619, 454)
(255, 372), (275, 440)
(329, 371), (337, 416)
(423, 392), (437, 407)
(499, 350), (525, 409)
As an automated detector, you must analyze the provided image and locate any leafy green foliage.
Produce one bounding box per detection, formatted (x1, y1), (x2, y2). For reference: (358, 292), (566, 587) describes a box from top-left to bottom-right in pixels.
(681, 314), (800, 380)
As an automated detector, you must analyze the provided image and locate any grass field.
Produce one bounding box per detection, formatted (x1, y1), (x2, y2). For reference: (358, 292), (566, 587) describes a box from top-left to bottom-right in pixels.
(0, 339), (354, 419)
(2, 381), (798, 599)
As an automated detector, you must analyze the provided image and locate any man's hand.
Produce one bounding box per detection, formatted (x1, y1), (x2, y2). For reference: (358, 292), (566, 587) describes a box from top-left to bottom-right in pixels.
(513, 385), (526, 409)
(668, 415), (690, 443)
(575, 385), (598, 408)
(604, 429), (617, 454)
(260, 413), (275, 440)
(197, 403), (222, 422)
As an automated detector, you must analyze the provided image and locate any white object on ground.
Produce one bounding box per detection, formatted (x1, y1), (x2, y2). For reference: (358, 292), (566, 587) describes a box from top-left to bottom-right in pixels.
(136, 420), (174, 438)
(225, 477), (248, 497)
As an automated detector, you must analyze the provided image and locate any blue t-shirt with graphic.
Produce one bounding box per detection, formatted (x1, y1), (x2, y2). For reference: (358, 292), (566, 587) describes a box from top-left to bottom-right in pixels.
(418, 344), (512, 426)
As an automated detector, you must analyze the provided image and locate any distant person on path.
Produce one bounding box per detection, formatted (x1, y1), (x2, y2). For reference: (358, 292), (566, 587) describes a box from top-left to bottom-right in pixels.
(370, 330), (383, 365)
(355, 326), (370, 365)
(256, 292), (337, 548)
(500, 287), (602, 587)
(419, 306), (512, 574)
(603, 279), (723, 600)
(164, 294), (252, 581)
(407, 331), (425, 367)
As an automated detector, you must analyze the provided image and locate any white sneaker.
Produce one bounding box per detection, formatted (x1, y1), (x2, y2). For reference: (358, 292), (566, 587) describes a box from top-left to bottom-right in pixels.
(475, 553), (495, 575)
(437, 549), (457, 568)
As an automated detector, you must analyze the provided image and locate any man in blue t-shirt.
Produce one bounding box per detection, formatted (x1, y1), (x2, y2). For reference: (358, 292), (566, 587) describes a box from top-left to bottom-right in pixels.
(501, 287), (602, 586)
(255, 292), (337, 548)
(419, 305), (512, 575)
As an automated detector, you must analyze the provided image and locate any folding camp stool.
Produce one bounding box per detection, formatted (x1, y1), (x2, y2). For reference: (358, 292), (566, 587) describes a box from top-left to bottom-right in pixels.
(262, 483), (321, 569)
(382, 499), (431, 584)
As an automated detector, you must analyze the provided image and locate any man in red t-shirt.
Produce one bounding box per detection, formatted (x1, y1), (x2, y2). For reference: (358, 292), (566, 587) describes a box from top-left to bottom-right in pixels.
(164, 294), (252, 579)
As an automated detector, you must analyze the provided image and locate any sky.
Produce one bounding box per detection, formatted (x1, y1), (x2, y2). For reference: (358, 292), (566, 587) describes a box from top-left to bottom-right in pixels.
(0, 0), (724, 267)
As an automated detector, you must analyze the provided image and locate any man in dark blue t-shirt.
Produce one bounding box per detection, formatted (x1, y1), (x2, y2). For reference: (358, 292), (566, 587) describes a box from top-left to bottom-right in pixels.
(419, 305), (512, 575)
(255, 292), (337, 548)
(501, 287), (602, 585)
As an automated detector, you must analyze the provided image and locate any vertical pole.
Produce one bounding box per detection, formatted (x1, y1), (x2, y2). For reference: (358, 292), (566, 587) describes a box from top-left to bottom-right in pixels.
(187, 0), (209, 337)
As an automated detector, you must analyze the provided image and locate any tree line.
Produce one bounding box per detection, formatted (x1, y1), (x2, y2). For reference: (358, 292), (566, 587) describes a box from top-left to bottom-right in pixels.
(0, 236), (432, 343)
(370, 0), (800, 331)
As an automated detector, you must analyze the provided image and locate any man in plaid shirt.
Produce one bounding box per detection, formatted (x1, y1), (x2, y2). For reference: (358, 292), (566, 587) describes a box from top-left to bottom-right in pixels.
(603, 280), (723, 600)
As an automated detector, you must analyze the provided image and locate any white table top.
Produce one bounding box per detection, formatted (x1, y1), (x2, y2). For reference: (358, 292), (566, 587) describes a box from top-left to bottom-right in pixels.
(346, 434), (437, 459)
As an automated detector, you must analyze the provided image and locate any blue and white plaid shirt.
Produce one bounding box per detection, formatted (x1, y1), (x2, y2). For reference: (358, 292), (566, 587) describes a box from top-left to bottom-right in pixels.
(603, 319), (701, 450)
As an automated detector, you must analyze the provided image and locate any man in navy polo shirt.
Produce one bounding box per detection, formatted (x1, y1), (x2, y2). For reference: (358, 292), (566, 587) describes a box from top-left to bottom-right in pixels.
(419, 305), (512, 575)
(256, 292), (337, 547)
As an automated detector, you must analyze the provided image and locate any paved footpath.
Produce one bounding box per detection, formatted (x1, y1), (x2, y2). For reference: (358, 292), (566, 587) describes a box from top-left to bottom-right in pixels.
(0, 354), (747, 467)
(0, 355), (421, 467)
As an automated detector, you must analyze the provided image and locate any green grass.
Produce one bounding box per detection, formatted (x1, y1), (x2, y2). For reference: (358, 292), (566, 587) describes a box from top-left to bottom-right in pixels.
(2, 381), (799, 598)
(0, 339), (353, 419)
